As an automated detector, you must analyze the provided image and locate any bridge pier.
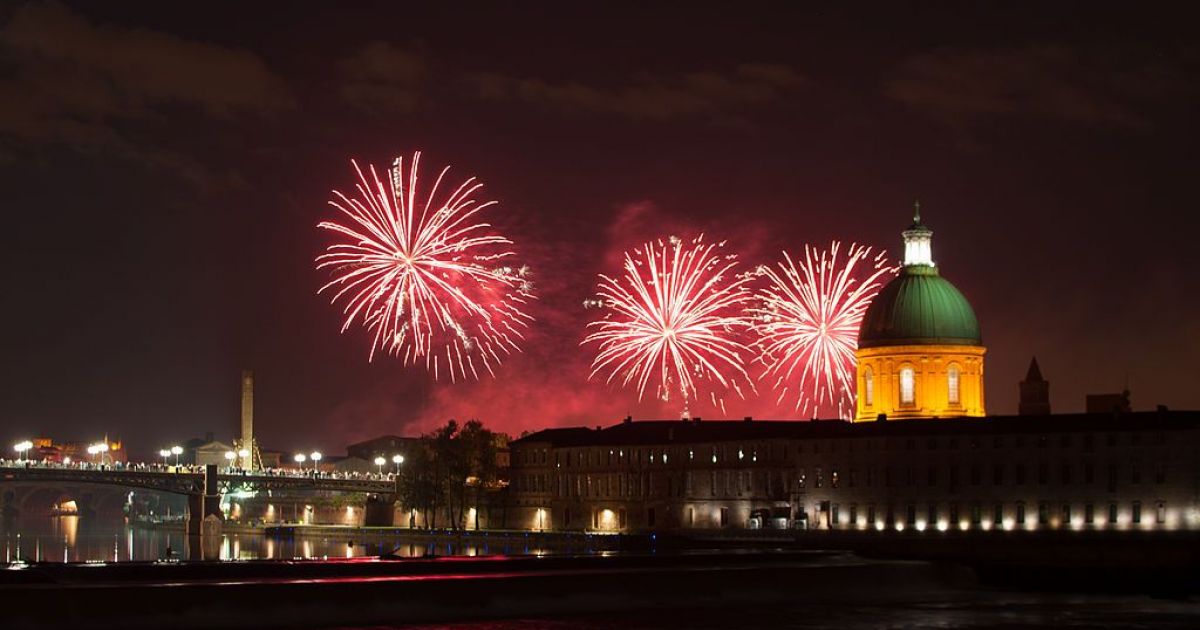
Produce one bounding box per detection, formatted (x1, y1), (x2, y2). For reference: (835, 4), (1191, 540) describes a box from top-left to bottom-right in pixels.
(364, 494), (397, 527)
(186, 464), (223, 560)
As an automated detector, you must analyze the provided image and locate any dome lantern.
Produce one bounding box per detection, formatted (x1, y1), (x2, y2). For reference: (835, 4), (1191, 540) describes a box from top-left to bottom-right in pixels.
(902, 200), (935, 268)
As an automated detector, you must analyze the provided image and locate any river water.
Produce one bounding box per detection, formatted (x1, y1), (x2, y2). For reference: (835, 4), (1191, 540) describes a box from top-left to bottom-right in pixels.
(4, 516), (1200, 629)
(0, 515), (553, 562)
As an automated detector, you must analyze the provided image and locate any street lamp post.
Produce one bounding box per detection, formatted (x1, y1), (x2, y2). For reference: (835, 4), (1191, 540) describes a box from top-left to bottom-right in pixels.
(170, 445), (182, 466)
(373, 456), (385, 476)
(392, 454), (404, 474)
(310, 451), (322, 475)
(88, 442), (109, 466)
(224, 451), (236, 470)
(294, 453), (306, 472)
(159, 449), (170, 467)
(13, 440), (33, 462)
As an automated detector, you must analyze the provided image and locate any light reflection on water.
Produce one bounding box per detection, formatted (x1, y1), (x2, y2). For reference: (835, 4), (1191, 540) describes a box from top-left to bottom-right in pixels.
(2, 516), (558, 562)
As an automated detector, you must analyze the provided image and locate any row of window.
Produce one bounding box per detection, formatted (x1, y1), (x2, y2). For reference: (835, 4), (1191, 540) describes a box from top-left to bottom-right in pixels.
(513, 458), (1168, 499)
(862, 364), (962, 407)
(797, 461), (1167, 491)
(514, 431), (1167, 468)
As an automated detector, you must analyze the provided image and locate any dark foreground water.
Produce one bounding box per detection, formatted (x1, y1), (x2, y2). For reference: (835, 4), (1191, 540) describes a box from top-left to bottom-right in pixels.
(5, 517), (1200, 629)
(346, 599), (1200, 630)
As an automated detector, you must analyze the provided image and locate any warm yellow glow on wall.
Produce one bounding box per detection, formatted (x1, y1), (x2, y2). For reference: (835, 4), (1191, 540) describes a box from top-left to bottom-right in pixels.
(596, 508), (619, 531)
(855, 344), (985, 421)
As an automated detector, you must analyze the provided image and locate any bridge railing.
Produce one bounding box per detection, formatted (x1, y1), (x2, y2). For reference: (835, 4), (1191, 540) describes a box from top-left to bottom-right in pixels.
(1, 460), (398, 495)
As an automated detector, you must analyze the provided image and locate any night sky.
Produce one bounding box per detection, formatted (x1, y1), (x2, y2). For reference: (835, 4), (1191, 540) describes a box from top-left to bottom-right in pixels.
(2, 1), (1197, 457)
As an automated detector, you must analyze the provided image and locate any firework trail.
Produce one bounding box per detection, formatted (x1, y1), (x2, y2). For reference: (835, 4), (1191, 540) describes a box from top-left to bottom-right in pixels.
(753, 242), (897, 419)
(316, 152), (533, 381)
(584, 235), (755, 415)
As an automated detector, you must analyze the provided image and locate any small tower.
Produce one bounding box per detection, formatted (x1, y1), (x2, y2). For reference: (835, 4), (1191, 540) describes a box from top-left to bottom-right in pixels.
(235, 370), (262, 470)
(1018, 357), (1051, 416)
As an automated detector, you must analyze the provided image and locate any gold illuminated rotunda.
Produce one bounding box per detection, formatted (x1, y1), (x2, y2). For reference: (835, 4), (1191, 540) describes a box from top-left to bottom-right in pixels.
(854, 204), (986, 421)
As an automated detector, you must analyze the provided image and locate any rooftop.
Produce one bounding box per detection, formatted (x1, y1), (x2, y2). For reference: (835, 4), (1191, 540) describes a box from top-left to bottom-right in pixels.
(511, 410), (1200, 448)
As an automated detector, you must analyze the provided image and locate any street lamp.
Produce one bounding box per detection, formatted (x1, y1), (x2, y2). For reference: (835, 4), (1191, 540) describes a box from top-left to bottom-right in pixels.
(170, 445), (182, 466)
(373, 456), (385, 475)
(13, 440), (33, 461)
(310, 452), (322, 471)
(294, 453), (306, 471)
(392, 454), (404, 474)
(158, 449), (170, 467)
(224, 451), (236, 468)
(89, 442), (109, 465)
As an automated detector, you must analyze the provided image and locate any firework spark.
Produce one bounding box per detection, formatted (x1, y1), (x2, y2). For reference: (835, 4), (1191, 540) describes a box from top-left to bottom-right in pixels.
(316, 152), (533, 381)
(753, 242), (897, 419)
(584, 235), (755, 414)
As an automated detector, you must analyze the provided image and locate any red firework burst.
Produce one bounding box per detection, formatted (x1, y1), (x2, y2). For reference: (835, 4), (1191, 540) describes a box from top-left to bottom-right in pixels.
(316, 152), (533, 381)
(584, 235), (755, 415)
(753, 242), (897, 418)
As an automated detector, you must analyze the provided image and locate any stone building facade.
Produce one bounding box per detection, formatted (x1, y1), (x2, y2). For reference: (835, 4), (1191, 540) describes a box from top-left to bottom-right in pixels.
(509, 411), (1199, 533)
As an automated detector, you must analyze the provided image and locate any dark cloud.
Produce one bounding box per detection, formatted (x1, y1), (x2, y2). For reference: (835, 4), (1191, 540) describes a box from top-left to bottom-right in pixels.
(885, 44), (1190, 128)
(467, 63), (803, 121)
(338, 41), (426, 114)
(0, 2), (292, 182)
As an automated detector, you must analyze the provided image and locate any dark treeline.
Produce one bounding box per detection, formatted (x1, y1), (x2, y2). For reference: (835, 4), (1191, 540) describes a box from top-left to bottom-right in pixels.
(396, 419), (508, 530)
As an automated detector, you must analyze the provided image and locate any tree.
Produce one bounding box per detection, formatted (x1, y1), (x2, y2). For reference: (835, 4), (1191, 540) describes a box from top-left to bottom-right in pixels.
(399, 419), (508, 530)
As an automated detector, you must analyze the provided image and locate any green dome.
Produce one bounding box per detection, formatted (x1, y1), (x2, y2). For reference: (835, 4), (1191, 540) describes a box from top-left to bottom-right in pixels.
(858, 266), (982, 348)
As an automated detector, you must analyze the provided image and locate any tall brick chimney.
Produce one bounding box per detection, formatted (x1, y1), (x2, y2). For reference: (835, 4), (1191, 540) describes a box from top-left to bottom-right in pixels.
(239, 370), (256, 469)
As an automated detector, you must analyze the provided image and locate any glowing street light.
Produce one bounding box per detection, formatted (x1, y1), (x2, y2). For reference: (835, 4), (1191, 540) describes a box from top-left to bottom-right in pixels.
(13, 440), (33, 461)
(224, 451), (236, 467)
(158, 449), (170, 467)
(310, 452), (322, 471)
(294, 453), (306, 471)
(89, 442), (109, 465)
(392, 454), (404, 474)
(170, 445), (183, 466)
(373, 456), (386, 475)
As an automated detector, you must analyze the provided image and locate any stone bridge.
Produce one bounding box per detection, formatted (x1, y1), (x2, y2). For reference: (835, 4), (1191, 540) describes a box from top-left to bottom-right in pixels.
(0, 464), (400, 530)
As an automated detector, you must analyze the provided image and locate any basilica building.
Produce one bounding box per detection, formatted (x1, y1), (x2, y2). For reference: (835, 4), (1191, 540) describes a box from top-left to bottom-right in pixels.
(507, 209), (1198, 536)
(855, 205), (986, 421)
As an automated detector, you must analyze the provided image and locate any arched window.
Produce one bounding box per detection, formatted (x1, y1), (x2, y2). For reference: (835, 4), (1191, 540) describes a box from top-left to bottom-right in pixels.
(863, 366), (874, 406)
(948, 365), (961, 405)
(900, 366), (915, 405)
